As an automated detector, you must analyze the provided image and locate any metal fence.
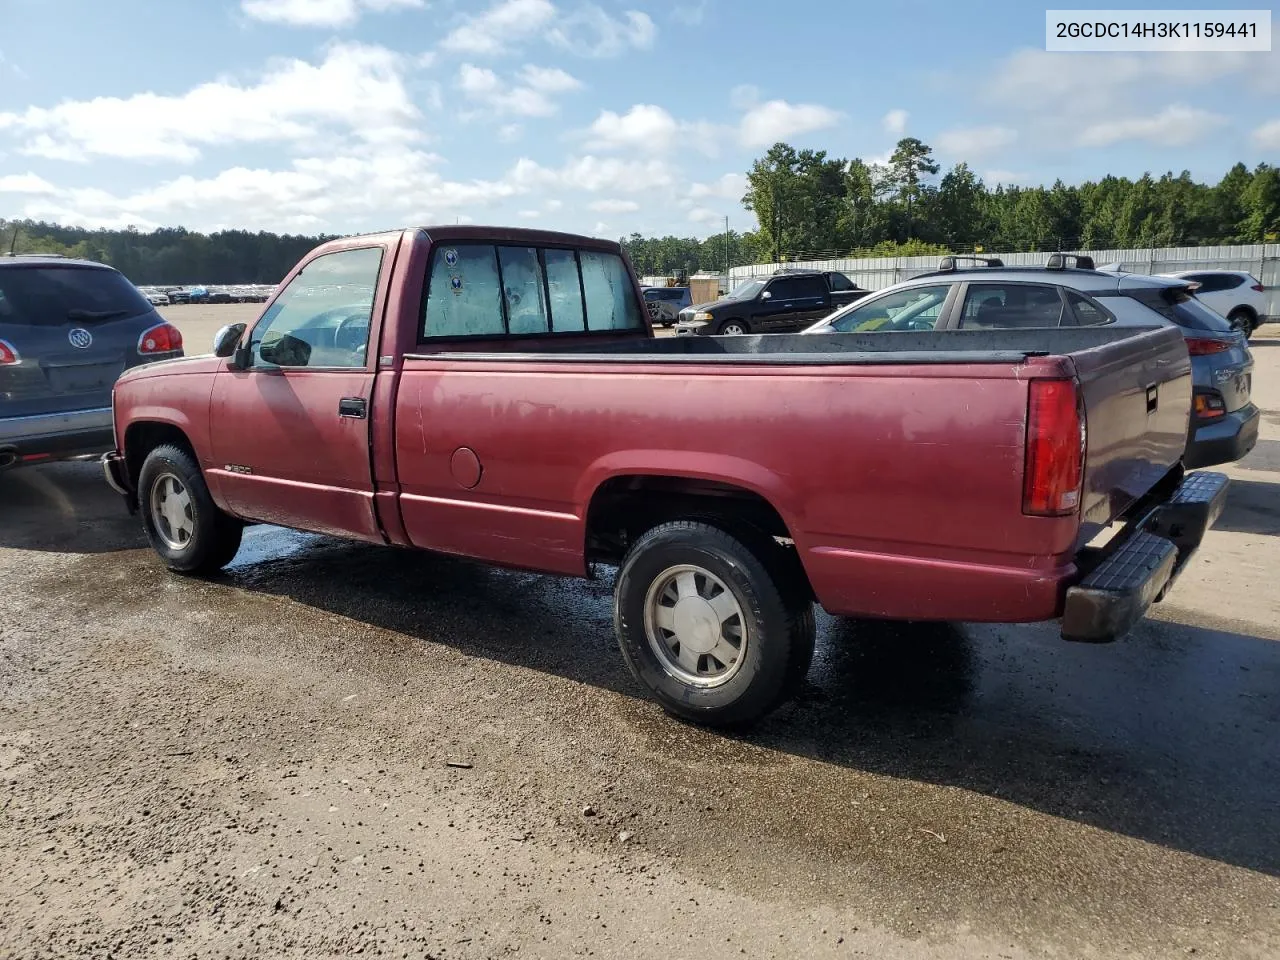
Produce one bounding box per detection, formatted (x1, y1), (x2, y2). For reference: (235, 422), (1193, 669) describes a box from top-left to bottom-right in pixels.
(728, 244), (1280, 315)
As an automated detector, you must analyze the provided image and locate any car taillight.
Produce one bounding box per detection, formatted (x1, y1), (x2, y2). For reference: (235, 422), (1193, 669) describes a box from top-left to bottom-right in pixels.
(1185, 337), (1232, 356)
(1193, 389), (1226, 420)
(1023, 378), (1085, 517)
(0, 339), (19, 364)
(137, 322), (183, 355)
(1251, 283), (1264, 292)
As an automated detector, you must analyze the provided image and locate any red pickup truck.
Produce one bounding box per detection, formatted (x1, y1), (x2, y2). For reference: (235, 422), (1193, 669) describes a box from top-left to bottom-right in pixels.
(103, 226), (1227, 726)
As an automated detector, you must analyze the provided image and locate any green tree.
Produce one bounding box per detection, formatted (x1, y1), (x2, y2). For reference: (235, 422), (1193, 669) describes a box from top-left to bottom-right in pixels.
(884, 137), (940, 239)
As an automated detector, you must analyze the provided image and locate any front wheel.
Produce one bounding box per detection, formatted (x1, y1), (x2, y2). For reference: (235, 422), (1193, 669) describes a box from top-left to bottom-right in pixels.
(614, 521), (815, 727)
(139, 444), (243, 574)
(719, 321), (748, 336)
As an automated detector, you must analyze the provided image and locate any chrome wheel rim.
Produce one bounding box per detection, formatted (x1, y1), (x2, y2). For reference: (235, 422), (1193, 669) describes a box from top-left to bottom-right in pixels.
(643, 564), (748, 688)
(150, 472), (195, 551)
(722, 323), (745, 335)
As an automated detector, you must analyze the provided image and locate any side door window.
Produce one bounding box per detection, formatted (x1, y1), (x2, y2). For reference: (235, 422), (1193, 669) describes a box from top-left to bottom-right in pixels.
(827, 272), (855, 292)
(827, 284), (952, 332)
(252, 247), (383, 368)
(1065, 291), (1113, 326)
(958, 283), (1065, 329)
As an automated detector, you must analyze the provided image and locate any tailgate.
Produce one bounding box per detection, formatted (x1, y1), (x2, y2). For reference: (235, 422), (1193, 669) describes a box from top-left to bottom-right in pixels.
(1071, 325), (1192, 532)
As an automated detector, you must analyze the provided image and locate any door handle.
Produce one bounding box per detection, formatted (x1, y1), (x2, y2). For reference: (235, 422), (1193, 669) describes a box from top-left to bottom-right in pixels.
(339, 397), (367, 419)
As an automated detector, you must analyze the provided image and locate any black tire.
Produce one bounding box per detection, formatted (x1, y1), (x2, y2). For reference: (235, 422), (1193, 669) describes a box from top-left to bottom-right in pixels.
(719, 320), (749, 336)
(614, 520), (815, 727)
(1227, 307), (1256, 338)
(138, 444), (243, 574)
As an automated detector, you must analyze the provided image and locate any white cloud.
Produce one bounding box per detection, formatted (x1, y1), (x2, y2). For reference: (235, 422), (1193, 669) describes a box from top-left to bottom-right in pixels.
(672, 1), (706, 25)
(1252, 119), (1280, 149)
(585, 104), (679, 151)
(241, 0), (424, 28)
(935, 125), (1017, 159)
(498, 123), (524, 142)
(0, 172), (59, 194)
(456, 63), (580, 117)
(982, 169), (1029, 185)
(592, 220), (611, 236)
(510, 155), (675, 193)
(738, 99), (840, 147)
(1078, 105), (1225, 147)
(882, 109), (908, 136)
(544, 198), (563, 211)
(688, 206), (721, 224)
(0, 43), (421, 163)
(688, 172), (746, 201)
(588, 198), (640, 213)
(440, 0), (557, 56)
(517, 209), (541, 218)
(547, 7), (656, 57)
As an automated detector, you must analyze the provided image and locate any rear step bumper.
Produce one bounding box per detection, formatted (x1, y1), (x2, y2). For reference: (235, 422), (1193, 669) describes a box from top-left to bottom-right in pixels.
(1061, 471), (1228, 643)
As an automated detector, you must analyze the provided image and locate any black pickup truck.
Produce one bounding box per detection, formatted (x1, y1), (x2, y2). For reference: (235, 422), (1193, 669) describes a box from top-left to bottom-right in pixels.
(675, 269), (869, 336)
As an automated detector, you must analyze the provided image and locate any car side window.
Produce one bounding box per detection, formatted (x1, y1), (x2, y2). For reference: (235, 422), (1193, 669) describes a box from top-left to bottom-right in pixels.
(827, 284), (951, 332)
(1065, 291), (1112, 326)
(796, 277), (827, 298)
(580, 251), (644, 331)
(252, 246), (382, 368)
(959, 283), (1065, 329)
(767, 278), (800, 300)
(828, 272), (854, 291)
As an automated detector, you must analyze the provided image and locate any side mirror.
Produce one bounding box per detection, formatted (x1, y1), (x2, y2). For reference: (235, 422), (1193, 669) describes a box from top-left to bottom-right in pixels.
(213, 323), (246, 359)
(761, 290), (772, 300)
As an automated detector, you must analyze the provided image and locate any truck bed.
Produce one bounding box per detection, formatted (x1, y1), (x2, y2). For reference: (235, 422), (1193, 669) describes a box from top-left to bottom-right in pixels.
(396, 324), (1192, 622)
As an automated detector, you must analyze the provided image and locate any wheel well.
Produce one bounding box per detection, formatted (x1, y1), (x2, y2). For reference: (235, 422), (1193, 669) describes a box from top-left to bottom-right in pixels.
(584, 475), (812, 599)
(1229, 304), (1257, 320)
(124, 421), (195, 488)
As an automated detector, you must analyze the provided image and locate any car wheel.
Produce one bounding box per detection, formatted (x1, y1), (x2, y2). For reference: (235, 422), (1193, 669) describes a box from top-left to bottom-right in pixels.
(614, 520), (815, 727)
(719, 320), (748, 336)
(139, 444), (243, 574)
(1227, 308), (1256, 338)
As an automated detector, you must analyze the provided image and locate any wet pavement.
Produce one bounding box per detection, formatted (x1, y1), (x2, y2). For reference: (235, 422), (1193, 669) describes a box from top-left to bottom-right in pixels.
(3, 337), (1280, 959)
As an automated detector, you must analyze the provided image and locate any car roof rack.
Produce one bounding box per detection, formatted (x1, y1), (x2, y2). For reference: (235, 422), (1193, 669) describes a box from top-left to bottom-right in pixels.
(936, 256), (1004, 272)
(1045, 254), (1095, 271)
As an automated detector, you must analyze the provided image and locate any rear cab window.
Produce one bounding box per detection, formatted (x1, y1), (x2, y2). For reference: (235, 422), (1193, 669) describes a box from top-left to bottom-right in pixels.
(0, 265), (153, 326)
(423, 243), (643, 338)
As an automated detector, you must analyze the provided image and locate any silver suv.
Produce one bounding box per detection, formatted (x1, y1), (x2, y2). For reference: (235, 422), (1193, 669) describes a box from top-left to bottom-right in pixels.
(804, 255), (1258, 469)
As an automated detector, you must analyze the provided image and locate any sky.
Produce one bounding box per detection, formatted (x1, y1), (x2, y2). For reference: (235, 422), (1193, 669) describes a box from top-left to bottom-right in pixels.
(0, 0), (1278, 239)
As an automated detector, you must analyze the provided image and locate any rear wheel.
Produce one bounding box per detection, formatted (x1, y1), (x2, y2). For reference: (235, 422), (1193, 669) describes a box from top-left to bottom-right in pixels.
(719, 320), (748, 336)
(614, 520), (815, 727)
(139, 444), (243, 574)
(1228, 307), (1256, 338)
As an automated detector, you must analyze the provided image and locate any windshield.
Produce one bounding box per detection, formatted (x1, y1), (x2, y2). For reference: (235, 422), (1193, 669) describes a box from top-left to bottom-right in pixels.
(728, 279), (766, 299)
(0, 265), (153, 326)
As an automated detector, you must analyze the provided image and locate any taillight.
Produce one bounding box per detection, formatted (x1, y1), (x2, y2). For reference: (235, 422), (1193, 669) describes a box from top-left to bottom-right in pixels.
(1023, 378), (1085, 517)
(1251, 283), (1264, 293)
(0, 339), (19, 364)
(137, 322), (183, 355)
(1193, 389), (1226, 420)
(1185, 337), (1232, 356)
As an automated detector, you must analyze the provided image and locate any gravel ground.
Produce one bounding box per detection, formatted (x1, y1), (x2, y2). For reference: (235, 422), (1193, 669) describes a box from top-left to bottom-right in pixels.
(2, 330), (1279, 959)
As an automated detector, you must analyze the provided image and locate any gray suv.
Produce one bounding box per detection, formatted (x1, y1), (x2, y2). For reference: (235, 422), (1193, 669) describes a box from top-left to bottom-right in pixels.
(0, 256), (184, 470)
(804, 255), (1258, 469)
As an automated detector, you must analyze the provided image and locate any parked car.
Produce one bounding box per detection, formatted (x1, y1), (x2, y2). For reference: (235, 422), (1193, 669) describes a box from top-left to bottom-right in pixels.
(145, 290), (170, 306)
(103, 227), (1221, 727)
(641, 286), (692, 326)
(675, 269), (868, 336)
(806, 255), (1259, 469)
(1159, 270), (1270, 337)
(0, 255), (184, 470)
(166, 288), (191, 305)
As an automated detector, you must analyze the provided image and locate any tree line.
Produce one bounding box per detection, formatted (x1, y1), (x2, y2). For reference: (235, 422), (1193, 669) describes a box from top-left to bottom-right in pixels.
(4, 141), (1278, 282)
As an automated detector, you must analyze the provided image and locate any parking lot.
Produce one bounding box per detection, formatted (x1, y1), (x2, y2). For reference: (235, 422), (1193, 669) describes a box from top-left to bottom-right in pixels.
(2, 324), (1278, 959)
